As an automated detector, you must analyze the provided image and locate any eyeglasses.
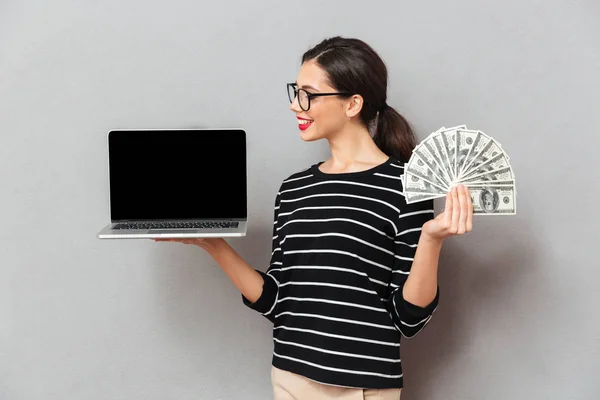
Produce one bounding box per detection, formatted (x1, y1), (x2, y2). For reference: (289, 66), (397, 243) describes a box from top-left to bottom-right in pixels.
(287, 83), (352, 111)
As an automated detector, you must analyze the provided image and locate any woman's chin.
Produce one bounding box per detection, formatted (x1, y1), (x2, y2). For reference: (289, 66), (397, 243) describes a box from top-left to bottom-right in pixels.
(299, 127), (322, 142)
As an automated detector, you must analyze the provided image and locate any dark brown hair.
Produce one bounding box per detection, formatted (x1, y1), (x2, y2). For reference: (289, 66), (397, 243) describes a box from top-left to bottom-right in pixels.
(301, 36), (416, 163)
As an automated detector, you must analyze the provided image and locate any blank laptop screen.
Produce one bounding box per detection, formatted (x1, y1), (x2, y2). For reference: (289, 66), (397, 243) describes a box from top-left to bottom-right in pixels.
(108, 129), (246, 221)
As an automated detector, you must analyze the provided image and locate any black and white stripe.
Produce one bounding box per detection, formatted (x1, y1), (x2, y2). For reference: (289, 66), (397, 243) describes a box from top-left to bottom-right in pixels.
(243, 157), (439, 389)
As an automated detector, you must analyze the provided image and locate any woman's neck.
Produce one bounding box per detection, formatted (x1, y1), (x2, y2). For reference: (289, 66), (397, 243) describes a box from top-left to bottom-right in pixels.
(321, 125), (389, 173)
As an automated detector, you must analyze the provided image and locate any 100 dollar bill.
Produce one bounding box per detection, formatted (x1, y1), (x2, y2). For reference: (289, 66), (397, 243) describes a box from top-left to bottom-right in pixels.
(403, 171), (447, 194)
(468, 185), (516, 215)
(405, 191), (447, 204)
(403, 182), (517, 214)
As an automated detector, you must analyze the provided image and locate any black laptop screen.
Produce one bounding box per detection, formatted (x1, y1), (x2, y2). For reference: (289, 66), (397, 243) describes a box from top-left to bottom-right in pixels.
(108, 129), (247, 221)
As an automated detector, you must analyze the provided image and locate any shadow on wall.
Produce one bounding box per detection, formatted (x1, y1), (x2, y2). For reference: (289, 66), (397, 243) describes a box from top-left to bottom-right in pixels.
(148, 222), (273, 338)
(399, 216), (541, 400)
(143, 223), (276, 394)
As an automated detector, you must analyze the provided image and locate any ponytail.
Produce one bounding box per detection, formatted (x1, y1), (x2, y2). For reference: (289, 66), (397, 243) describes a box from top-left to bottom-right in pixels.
(373, 105), (417, 164)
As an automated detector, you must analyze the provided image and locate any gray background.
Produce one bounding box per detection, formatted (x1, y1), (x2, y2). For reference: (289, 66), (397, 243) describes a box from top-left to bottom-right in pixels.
(1, 1), (598, 399)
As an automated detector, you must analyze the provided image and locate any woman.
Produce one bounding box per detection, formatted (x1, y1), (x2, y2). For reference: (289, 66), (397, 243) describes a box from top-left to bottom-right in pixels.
(156, 36), (473, 400)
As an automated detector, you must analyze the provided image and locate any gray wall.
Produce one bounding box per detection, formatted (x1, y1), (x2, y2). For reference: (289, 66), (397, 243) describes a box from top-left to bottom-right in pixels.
(1, 1), (598, 399)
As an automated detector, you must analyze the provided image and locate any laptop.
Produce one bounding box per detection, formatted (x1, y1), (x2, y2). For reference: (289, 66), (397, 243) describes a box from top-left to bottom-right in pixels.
(97, 128), (248, 239)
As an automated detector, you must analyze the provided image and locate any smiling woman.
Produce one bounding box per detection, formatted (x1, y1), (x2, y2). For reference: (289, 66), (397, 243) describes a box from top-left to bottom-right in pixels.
(155, 36), (473, 400)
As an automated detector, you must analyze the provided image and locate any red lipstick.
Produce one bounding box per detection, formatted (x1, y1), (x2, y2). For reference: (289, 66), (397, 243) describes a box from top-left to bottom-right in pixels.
(297, 117), (313, 131)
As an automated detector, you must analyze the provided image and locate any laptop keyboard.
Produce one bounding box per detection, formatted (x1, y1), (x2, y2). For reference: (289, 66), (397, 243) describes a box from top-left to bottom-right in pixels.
(114, 221), (239, 230)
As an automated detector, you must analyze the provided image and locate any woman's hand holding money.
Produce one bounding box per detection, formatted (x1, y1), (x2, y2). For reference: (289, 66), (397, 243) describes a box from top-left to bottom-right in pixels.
(422, 184), (473, 243)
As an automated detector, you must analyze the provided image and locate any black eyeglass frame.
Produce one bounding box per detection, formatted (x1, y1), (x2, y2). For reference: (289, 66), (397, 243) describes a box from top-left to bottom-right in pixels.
(287, 82), (352, 111)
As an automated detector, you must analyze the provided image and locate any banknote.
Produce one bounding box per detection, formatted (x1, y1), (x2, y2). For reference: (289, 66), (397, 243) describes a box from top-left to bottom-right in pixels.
(429, 133), (454, 183)
(421, 133), (453, 184)
(465, 179), (515, 187)
(403, 171), (447, 194)
(458, 130), (491, 178)
(459, 137), (506, 180)
(455, 129), (479, 179)
(459, 151), (511, 182)
(407, 149), (450, 189)
(439, 126), (461, 181)
(468, 185), (516, 215)
(459, 165), (515, 184)
(405, 191), (447, 204)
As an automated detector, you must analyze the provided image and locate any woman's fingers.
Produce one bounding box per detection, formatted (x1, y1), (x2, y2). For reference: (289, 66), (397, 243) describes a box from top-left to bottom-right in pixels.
(152, 238), (207, 247)
(457, 184), (467, 234)
(465, 185), (474, 232)
(428, 185), (474, 240)
(444, 189), (453, 229)
(451, 186), (460, 233)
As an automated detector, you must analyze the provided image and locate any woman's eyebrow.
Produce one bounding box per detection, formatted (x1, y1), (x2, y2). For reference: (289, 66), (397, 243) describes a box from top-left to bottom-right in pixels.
(297, 82), (320, 92)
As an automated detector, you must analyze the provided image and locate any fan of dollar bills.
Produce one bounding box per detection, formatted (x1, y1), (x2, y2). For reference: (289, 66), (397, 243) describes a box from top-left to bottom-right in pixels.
(401, 125), (516, 215)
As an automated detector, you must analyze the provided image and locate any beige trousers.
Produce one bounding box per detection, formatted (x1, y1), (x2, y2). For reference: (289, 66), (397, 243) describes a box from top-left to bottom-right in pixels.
(271, 367), (401, 400)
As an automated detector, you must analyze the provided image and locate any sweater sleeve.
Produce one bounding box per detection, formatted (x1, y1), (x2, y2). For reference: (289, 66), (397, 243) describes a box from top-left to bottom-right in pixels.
(386, 199), (440, 338)
(241, 189), (282, 323)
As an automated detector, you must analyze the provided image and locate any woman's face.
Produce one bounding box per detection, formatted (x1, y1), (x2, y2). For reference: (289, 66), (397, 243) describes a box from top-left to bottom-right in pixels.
(290, 60), (351, 142)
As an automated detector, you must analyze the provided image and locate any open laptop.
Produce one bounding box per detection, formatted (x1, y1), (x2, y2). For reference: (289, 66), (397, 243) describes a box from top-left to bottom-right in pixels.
(97, 128), (247, 239)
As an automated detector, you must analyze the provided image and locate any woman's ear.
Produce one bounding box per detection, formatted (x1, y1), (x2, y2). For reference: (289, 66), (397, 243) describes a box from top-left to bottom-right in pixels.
(346, 94), (364, 118)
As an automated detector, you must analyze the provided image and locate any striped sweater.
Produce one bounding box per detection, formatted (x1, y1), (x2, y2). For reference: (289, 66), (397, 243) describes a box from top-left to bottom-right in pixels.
(242, 157), (439, 389)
